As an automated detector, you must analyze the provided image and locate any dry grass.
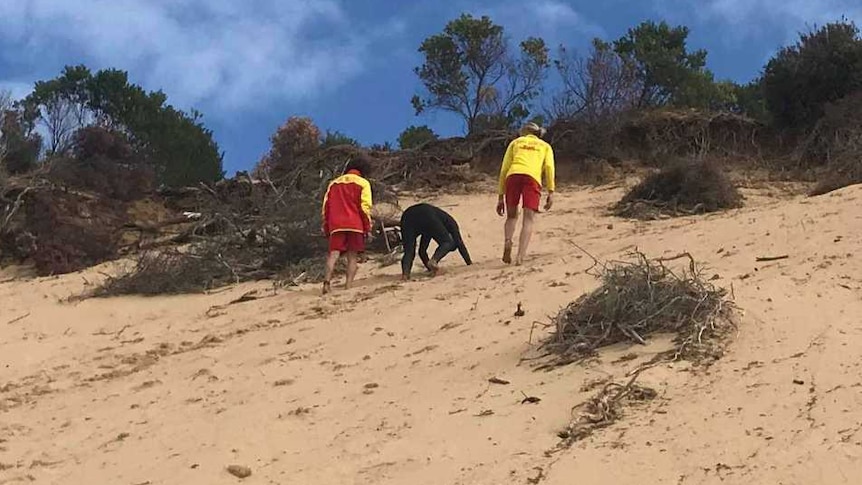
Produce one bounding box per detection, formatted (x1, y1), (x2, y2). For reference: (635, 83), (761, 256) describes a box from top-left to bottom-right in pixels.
(91, 244), (325, 297)
(614, 160), (743, 220)
(800, 93), (862, 196)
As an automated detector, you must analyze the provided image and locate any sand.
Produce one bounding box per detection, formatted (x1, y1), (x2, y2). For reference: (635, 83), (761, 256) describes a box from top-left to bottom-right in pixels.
(1, 180), (861, 484)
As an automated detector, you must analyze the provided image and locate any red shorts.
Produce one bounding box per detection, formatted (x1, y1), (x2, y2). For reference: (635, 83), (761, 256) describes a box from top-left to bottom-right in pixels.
(505, 174), (541, 212)
(328, 231), (365, 253)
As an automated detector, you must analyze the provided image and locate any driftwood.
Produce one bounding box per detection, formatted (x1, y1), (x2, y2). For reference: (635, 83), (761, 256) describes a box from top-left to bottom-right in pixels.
(756, 255), (789, 262)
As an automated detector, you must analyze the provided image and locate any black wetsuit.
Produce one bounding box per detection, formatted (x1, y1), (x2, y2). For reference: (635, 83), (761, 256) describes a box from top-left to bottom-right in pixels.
(400, 203), (472, 277)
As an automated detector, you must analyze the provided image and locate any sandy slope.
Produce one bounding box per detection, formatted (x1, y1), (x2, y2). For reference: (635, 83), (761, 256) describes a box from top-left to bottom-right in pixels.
(1, 180), (861, 485)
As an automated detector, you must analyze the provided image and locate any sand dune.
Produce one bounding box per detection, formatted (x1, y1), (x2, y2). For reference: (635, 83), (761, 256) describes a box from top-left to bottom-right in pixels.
(2, 181), (861, 484)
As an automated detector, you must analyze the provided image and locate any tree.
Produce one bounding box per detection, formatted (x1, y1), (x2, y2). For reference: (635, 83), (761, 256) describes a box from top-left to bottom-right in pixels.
(23, 65), (93, 155)
(612, 21), (709, 108)
(412, 14), (549, 135)
(255, 116), (321, 179)
(47, 126), (154, 200)
(0, 109), (41, 174)
(549, 39), (641, 122)
(0, 90), (12, 113)
(369, 141), (393, 152)
(673, 73), (738, 111)
(733, 80), (768, 121)
(320, 130), (360, 149)
(22, 65), (223, 186)
(398, 125), (438, 149)
(147, 106), (224, 187)
(762, 19), (862, 129)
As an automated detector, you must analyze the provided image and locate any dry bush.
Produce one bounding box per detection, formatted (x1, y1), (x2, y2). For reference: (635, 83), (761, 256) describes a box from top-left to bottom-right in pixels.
(614, 160), (743, 219)
(547, 117), (626, 163)
(618, 110), (764, 163)
(92, 161), (399, 296)
(49, 127), (155, 201)
(546, 109), (766, 187)
(20, 184), (127, 275)
(812, 155), (862, 196)
(555, 157), (623, 186)
(93, 177), (327, 296)
(543, 251), (735, 366)
(93, 246), (327, 297)
(93, 249), (235, 296)
(92, 239), (325, 298)
(803, 93), (862, 195)
(254, 116), (321, 179)
(377, 135), (507, 191)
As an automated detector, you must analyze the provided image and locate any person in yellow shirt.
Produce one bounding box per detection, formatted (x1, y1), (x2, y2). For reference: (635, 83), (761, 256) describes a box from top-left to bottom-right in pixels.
(496, 122), (555, 265)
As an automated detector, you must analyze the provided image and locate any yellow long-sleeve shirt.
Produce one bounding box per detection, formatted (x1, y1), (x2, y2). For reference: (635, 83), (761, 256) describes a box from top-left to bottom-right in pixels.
(498, 134), (555, 195)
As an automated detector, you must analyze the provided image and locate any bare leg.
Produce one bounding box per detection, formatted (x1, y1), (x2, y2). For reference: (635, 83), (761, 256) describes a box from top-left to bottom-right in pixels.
(323, 251), (340, 294)
(515, 209), (536, 265)
(503, 209), (518, 264)
(345, 251), (359, 289)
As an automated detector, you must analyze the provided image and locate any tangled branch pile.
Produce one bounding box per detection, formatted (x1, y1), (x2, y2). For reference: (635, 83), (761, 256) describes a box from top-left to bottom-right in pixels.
(375, 136), (505, 191)
(93, 249), (244, 296)
(90, 145), (409, 296)
(613, 160), (743, 219)
(554, 374), (657, 449)
(544, 251), (734, 365)
(91, 177), (334, 296)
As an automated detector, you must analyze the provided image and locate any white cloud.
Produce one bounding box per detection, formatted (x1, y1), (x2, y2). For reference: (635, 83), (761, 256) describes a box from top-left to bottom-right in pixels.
(0, 0), (404, 115)
(0, 81), (34, 102)
(469, 0), (603, 47)
(654, 0), (862, 42)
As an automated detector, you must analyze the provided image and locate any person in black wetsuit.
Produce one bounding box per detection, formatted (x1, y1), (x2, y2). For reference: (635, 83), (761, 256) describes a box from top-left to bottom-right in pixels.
(400, 203), (472, 280)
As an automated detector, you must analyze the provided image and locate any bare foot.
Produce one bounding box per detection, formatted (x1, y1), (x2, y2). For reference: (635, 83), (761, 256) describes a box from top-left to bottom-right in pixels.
(502, 242), (513, 264)
(427, 259), (440, 276)
(322, 281), (331, 295)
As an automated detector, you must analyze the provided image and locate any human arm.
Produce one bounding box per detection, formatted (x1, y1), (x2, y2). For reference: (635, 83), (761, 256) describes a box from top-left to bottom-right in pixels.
(543, 145), (556, 211)
(321, 183), (332, 235)
(360, 181), (373, 234)
(360, 178), (373, 234)
(497, 141), (515, 215)
(498, 141), (515, 195)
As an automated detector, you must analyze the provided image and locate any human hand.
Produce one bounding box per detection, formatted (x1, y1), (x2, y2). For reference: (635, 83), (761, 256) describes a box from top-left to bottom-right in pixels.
(496, 196), (505, 217)
(544, 193), (554, 212)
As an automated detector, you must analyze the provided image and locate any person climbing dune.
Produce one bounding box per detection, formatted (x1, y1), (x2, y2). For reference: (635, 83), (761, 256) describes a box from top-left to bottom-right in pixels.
(496, 122), (556, 266)
(399, 203), (472, 280)
(321, 156), (373, 294)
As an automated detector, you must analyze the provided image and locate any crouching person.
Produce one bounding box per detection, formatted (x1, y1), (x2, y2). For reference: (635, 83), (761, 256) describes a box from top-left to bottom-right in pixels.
(400, 203), (472, 280)
(321, 157), (373, 294)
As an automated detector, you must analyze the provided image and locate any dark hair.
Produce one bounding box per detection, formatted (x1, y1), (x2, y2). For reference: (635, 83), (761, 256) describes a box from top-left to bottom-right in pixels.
(345, 155), (372, 177)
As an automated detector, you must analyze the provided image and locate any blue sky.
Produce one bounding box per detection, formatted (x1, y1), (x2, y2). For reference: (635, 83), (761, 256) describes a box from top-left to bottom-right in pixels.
(1, 0), (860, 175)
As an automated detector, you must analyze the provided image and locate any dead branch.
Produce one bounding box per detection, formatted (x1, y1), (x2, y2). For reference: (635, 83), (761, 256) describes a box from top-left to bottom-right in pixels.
(6, 312), (30, 325)
(756, 255), (789, 262)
